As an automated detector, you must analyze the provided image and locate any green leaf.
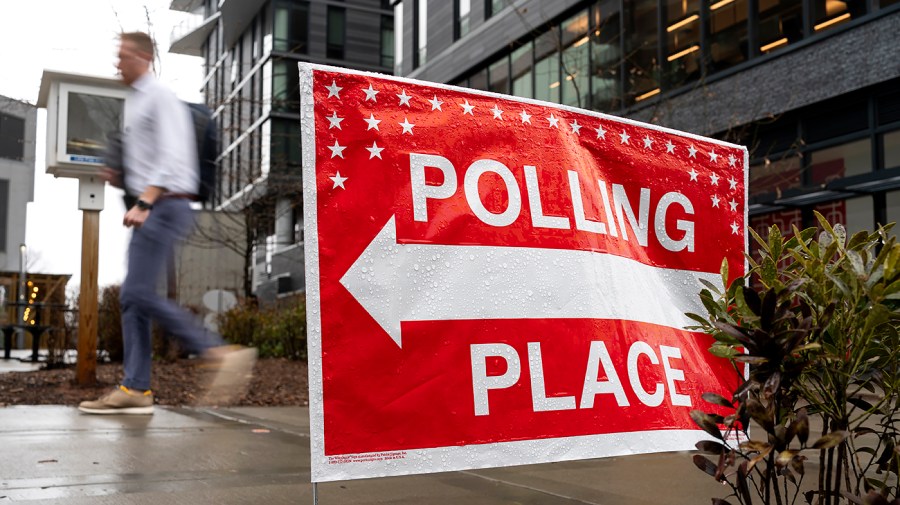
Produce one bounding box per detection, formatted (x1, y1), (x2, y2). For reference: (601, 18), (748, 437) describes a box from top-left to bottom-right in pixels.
(709, 344), (739, 358)
(768, 225), (783, 260)
(720, 257), (729, 290)
(847, 250), (866, 278)
(699, 277), (723, 296)
(761, 256), (777, 286)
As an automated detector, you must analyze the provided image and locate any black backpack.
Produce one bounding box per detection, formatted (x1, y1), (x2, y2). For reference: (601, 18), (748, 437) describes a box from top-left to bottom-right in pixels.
(185, 102), (218, 204)
(105, 101), (218, 206)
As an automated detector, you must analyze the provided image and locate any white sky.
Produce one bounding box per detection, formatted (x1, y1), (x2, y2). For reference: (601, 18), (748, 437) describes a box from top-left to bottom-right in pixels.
(0, 0), (205, 289)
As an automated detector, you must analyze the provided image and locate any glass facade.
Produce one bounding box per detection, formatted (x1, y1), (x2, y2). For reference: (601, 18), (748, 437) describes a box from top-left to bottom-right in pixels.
(415, 0), (428, 67)
(456, 0), (471, 39)
(273, 2), (309, 53)
(0, 113), (25, 161)
(453, 0), (895, 113)
(327, 6), (346, 60)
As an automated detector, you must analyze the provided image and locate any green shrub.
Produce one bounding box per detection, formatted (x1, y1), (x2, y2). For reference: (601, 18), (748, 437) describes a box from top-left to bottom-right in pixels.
(218, 295), (306, 360)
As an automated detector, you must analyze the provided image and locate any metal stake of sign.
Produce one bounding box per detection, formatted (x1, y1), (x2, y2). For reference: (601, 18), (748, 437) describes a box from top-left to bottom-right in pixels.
(312, 482), (318, 504)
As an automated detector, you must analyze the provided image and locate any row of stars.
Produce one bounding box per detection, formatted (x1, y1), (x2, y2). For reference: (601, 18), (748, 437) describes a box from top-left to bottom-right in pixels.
(321, 80), (742, 167)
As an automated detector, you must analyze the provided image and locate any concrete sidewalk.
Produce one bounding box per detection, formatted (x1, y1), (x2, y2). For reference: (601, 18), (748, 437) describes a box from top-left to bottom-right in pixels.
(0, 405), (731, 504)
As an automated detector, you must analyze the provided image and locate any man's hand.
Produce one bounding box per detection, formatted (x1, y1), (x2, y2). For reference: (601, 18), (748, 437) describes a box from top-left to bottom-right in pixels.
(101, 167), (124, 189)
(123, 206), (150, 228)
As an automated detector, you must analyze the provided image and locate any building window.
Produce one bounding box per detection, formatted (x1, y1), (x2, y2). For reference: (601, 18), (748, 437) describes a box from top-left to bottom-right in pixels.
(511, 42), (533, 98)
(758, 0), (803, 54)
(561, 9), (590, 108)
(485, 0), (505, 18)
(456, 0), (471, 39)
(414, 0), (428, 68)
(273, 1), (309, 53)
(709, 0), (749, 73)
(884, 130), (900, 169)
(327, 6), (346, 60)
(488, 56), (509, 94)
(591, 0), (623, 111)
(0, 113), (25, 161)
(270, 118), (301, 173)
(534, 30), (560, 103)
(394, 1), (404, 73)
(272, 58), (301, 113)
(0, 180), (7, 253)
(749, 156), (802, 198)
(809, 139), (872, 184)
(625, 0), (660, 104)
(470, 67), (488, 91)
(665, 0), (701, 88)
(381, 15), (394, 68)
(886, 191), (900, 241)
(811, 0), (863, 33)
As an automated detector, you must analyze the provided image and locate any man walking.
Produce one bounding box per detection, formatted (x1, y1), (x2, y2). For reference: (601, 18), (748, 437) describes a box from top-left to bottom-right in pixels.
(79, 32), (255, 414)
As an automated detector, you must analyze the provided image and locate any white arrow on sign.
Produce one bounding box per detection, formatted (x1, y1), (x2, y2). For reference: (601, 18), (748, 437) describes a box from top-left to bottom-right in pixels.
(340, 217), (718, 348)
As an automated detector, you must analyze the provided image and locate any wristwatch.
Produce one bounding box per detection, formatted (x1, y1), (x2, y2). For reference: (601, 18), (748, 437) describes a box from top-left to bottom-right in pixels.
(135, 199), (153, 211)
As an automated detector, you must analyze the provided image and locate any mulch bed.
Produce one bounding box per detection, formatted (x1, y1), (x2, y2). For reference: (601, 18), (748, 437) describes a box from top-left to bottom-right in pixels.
(0, 358), (309, 407)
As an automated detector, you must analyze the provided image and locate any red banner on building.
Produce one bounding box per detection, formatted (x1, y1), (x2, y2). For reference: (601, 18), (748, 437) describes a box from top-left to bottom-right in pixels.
(300, 63), (748, 482)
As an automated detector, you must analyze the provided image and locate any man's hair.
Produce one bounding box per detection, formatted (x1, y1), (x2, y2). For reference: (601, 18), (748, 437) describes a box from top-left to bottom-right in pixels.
(119, 31), (155, 59)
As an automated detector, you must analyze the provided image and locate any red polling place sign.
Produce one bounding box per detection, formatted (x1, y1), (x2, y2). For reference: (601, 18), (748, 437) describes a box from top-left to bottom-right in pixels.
(300, 63), (748, 483)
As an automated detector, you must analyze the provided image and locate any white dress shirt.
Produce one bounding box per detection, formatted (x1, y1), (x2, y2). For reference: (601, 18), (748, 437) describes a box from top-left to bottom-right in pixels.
(122, 72), (199, 197)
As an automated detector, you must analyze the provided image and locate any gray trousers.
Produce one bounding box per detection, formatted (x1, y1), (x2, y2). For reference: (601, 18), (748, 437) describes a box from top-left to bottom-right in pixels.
(120, 198), (223, 390)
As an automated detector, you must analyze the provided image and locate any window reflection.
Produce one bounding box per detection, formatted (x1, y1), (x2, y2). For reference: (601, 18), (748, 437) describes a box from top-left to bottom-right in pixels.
(666, 0), (701, 87)
(884, 130), (900, 169)
(709, 0), (748, 72)
(534, 30), (560, 103)
(625, 0), (660, 104)
(809, 139), (871, 183)
(758, 0), (803, 53)
(561, 11), (590, 108)
(811, 0), (864, 32)
(489, 57), (510, 94)
(273, 2), (309, 53)
(749, 156), (801, 197)
(511, 42), (533, 98)
(591, 1), (623, 111)
(470, 68), (488, 91)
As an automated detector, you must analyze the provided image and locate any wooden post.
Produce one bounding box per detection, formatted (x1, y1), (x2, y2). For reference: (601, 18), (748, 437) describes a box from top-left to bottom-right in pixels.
(76, 209), (100, 385)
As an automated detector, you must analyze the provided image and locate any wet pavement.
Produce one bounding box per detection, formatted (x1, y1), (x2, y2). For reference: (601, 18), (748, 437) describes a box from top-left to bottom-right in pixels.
(0, 403), (732, 504)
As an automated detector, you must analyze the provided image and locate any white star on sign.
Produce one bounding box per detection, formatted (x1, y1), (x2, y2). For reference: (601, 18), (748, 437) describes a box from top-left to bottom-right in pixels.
(712, 195), (721, 208)
(363, 85), (379, 102)
(397, 90), (412, 107)
(326, 111), (344, 130)
(570, 120), (582, 135)
(688, 145), (698, 158)
(728, 177), (738, 190)
(366, 141), (384, 159)
(729, 199), (738, 211)
(429, 95), (443, 111)
(491, 105), (504, 119)
(731, 222), (740, 235)
(595, 125), (607, 139)
(326, 80), (342, 99)
(328, 140), (346, 159)
(460, 100), (475, 115)
(330, 171), (347, 189)
(643, 136), (654, 149)
(728, 154), (737, 166)
(689, 168), (699, 181)
(665, 140), (675, 153)
(619, 131), (630, 144)
(399, 117), (415, 134)
(547, 114), (559, 128)
(363, 113), (381, 131)
(710, 173), (720, 185)
(709, 150), (719, 163)
(520, 110), (532, 124)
